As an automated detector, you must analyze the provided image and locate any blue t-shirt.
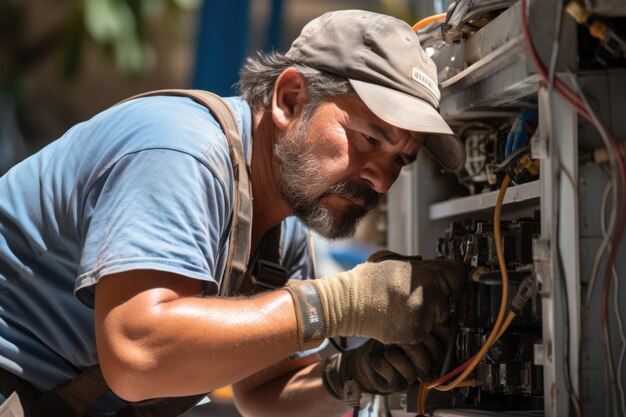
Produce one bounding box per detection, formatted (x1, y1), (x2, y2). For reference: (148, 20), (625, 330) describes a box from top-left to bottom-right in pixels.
(0, 95), (314, 415)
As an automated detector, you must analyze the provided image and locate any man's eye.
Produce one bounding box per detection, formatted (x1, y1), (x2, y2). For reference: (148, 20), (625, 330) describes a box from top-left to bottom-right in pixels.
(395, 155), (408, 167)
(364, 135), (379, 146)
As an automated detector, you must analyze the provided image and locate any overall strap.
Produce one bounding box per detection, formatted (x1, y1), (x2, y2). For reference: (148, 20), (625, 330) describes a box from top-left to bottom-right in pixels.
(249, 225), (287, 292)
(237, 225), (286, 296)
(258, 225), (282, 265)
(118, 89), (252, 297)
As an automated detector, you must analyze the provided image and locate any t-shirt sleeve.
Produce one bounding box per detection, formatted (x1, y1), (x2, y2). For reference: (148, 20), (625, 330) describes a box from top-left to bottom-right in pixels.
(75, 148), (231, 307)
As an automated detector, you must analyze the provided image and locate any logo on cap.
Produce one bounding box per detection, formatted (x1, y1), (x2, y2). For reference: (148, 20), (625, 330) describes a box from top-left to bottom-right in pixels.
(411, 67), (441, 102)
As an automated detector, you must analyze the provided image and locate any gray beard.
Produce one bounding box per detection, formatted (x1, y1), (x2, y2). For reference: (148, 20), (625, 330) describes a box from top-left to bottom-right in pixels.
(273, 112), (380, 239)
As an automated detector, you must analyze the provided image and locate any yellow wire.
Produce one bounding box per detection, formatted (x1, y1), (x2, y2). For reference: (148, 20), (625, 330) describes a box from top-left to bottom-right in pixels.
(451, 380), (475, 388)
(428, 176), (512, 391)
(412, 13), (447, 32)
(495, 310), (517, 340)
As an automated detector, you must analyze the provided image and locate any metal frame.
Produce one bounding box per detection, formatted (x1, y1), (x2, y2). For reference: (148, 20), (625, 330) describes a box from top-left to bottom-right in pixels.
(534, 84), (580, 417)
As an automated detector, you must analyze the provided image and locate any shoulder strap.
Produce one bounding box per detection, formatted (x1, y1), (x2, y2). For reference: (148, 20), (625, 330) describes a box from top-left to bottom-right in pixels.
(118, 89), (252, 297)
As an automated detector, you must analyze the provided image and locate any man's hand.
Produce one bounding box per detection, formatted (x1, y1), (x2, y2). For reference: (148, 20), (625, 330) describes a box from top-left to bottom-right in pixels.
(285, 251), (467, 349)
(322, 328), (450, 399)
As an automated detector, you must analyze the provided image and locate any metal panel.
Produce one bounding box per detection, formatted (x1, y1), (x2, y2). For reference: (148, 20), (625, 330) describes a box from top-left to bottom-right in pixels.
(542, 85), (580, 417)
(387, 166), (419, 255)
(387, 154), (457, 258)
(431, 0), (577, 118)
(429, 179), (540, 220)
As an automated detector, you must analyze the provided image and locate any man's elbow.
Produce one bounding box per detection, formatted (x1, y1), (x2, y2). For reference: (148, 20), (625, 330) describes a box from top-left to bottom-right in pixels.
(98, 338), (161, 402)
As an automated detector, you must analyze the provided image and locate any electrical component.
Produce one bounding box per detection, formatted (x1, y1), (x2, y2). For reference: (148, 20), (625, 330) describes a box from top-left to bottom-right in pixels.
(442, 0), (518, 44)
(437, 218), (540, 270)
(436, 217), (543, 404)
(580, 140), (626, 166)
(457, 123), (498, 194)
(454, 115), (539, 195)
(455, 123), (511, 194)
(412, 1), (519, 48)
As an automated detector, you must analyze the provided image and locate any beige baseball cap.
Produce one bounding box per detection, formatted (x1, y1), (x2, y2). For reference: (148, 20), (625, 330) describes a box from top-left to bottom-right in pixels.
(285, 9), (465, 172)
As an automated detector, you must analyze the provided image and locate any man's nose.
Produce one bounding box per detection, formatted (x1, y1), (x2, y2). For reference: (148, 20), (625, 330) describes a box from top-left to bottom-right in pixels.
(359, 161), (396, 194)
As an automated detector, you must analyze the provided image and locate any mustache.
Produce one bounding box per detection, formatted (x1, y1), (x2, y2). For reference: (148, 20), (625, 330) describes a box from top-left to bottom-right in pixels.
(320, 180), (381, 211)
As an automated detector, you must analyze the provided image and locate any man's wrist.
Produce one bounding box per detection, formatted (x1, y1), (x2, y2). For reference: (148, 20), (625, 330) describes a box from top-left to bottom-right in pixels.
(284, 282), (326, 350)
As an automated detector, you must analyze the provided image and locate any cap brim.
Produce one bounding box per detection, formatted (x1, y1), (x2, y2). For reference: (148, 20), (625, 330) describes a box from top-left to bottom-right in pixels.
(422, 133), (466, 173)
(349, 79), (466, 172)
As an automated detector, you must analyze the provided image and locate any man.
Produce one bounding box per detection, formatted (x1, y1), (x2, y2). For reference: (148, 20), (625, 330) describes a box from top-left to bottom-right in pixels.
(0, 9), (467, 417)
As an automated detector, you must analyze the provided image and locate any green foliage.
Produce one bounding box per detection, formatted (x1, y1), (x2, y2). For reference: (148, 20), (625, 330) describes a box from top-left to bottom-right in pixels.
(0, 0), (201, 83)
(0, 0), (202, 154)
(80, 0), (199, 76)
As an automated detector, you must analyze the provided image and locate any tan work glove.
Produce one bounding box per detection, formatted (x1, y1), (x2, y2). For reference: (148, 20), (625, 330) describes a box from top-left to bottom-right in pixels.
(322, 328), (450, 399)
(285, 250), (468, 349)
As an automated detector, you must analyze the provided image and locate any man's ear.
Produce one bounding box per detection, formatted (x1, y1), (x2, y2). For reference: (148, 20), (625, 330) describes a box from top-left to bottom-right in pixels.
(272, 67), (308, 129)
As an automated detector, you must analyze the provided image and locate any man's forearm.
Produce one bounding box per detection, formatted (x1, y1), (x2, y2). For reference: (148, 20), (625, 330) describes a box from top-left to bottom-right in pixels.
(95, 271), (302, 401)
(233, 360), (349, 417)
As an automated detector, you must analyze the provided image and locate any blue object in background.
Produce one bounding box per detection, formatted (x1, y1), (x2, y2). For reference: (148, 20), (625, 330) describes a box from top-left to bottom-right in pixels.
(192, 0), (285, 95)
(266, 0), (284, 51)
(328, 241), (378, 270)
(505, 108), (538, 157)
(192, 0), (251, 95)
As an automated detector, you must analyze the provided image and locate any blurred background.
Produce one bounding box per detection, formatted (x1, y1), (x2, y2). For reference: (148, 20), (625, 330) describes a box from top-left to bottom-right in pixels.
(0, 1), (441, 415)
(0, 0), (446, 172)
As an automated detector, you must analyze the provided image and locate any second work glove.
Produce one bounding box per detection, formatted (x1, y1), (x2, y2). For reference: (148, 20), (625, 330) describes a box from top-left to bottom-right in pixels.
(322, 329), (450, 399)
(285, 251), (468, 349)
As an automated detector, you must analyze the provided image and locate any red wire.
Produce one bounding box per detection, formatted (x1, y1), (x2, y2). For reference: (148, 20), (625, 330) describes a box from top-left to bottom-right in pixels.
(520, 2), (626, 417)
(520, 0), (590, 118)
(427, 353), (477, 387)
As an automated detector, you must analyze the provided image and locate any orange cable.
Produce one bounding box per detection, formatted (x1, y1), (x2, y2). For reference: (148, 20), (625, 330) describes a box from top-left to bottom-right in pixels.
(417, 380), (428, 415)
(429, 176), (512, 391)
(412, 13), (447, 32)
(495, 310), (517, 340)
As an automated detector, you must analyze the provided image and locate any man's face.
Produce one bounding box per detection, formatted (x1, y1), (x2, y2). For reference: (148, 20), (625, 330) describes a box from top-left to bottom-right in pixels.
(274, 95), (424, 239)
